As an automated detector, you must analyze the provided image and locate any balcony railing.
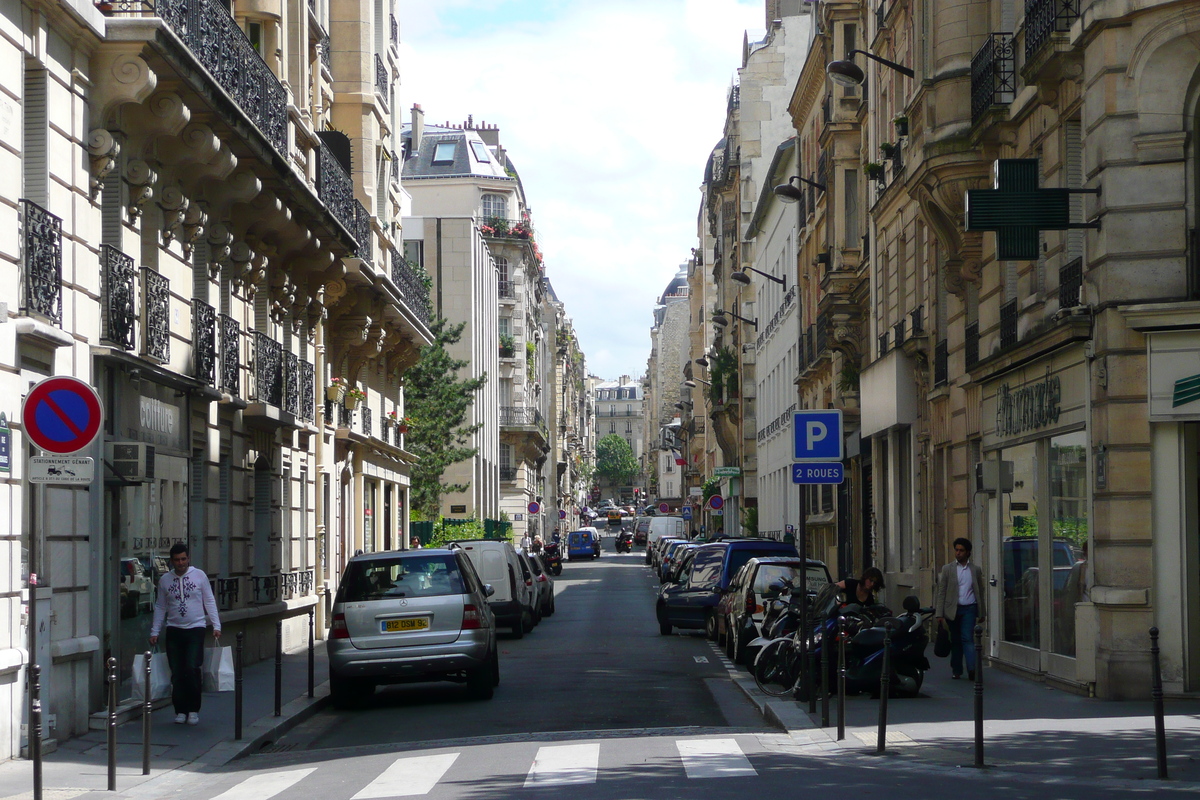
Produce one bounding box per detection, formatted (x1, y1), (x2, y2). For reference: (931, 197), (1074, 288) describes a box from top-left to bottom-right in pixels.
(300, 360), (315, 421)
(910, 305), (924, 336)
(972, 33), (1016, 125)
(815, 316), (828, 354)
(390, 14), (398, 47)
(1025, 0), (1079, 61)
(142, 268), (170, 363)
(934, 339), (949, 386)
(317, 139), (358, 243)
(21, 199), (62, 324)
(1059, 257), (1083, 309)
(965, 321), (980, 369)
(500, 467), (517, 482)
(193, 300), (217, 385)
(220, 314), (240, 396)
(319, 34), (331, 74)
(390, 248), (431, 325)
(252, 331), (283, 406)
(355, 200), (372, 264)
(213, 577), (239, 611)
(251, 574), (280, 604)
(806, 325), (816, 364)
(893, 319), (906, 348)
(498, 280), (514, 299)
(283, 351), (299, 415)
(817, 150), (829, 188)
(1000, 298), (1018, 349)
(104, 0), (290, 155)
(878, 332), (889, 356)
(374, 54), (389, 109)
(362, 405), (372, 437)
(799, 330), (809, 369)
(101, 243), (135, 349)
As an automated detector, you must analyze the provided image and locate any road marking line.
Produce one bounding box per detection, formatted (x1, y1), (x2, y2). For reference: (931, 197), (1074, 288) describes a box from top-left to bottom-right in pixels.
(210, 768), (316, 800)
(676, 738), (757, 779)
(352, 753), (460, 798)
(524, 743), (600, 787)
(694, 656), (709, 663)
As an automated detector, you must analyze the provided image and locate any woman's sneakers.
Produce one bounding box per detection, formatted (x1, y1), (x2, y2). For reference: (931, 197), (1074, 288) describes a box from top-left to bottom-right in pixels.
(174, 713), (187, 724)
(187, 713), (200, 725)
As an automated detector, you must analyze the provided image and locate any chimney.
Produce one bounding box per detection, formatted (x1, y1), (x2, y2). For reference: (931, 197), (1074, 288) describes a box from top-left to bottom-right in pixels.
(410, 104), (424, 155)
(477, 122), (501, 148)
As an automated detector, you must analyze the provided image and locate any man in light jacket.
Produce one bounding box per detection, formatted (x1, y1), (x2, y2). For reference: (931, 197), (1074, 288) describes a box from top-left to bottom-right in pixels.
(934, 537), (986, 681)
(149, 543), (221, 725)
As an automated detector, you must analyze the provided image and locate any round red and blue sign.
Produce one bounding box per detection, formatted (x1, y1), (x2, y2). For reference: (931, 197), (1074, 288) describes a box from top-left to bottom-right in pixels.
(659, 503), (670, 514)
(559, 509), (566, 520)
(22, 377), (103, 455)
(708, 495), (725, 511)
(528, 501), (541, 515)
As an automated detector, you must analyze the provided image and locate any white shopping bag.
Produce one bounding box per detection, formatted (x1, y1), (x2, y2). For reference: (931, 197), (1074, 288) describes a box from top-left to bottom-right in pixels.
(202, 646), (235, 692)
(131, 652), (172, 701)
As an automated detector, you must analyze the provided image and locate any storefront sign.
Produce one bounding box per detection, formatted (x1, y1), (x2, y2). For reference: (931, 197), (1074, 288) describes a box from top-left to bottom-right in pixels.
(995, 367), (1061, 438)
(1146, 331), (1200, 420)
(714, 466), (741, 477)
(119, 382), (186, 452)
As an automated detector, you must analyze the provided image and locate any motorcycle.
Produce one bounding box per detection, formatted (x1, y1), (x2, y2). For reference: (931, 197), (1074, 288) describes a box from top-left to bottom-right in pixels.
(616, 532), (634, 553)
(541, 542), (563, 576)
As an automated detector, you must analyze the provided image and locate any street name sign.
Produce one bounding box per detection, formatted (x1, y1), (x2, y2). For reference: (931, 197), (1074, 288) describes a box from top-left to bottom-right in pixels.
(792, 462), (845, 485)
(713, 466), (741, 477)
(793, 409), (843, 462)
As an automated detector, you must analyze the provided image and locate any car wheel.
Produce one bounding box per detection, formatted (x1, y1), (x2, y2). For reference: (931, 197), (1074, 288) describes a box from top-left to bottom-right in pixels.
(510, 617), (524, 639)
(330, 674), (370, 708)
(466, 651), (496, 700)
(725, 618), (736, 659)
(492, 646), (501, 686)
(732, 624), (747, 665)
(704, 611), (718, 641)
(522, 608), (535, 633)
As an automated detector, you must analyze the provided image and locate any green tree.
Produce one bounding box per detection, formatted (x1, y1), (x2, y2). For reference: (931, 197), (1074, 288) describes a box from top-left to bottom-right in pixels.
(595, 434), (639, 486)
(405, 318), (488, 519)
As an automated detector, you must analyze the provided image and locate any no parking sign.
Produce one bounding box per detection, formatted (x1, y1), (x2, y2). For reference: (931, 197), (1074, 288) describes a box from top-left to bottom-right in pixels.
(23, 377), (103, 454)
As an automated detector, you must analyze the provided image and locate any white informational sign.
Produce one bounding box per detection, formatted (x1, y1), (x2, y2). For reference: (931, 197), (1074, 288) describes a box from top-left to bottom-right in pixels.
(29, 456), (94, 484)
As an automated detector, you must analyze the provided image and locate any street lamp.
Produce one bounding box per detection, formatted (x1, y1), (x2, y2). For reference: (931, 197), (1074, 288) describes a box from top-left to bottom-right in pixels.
(826, 49), (914, 87)
(695, 356), (710, 368)
(773, 175), (827, 203)
(731, 266), (787, 289)
(711, 309), (759, 331)
(684, 378), (711, 388)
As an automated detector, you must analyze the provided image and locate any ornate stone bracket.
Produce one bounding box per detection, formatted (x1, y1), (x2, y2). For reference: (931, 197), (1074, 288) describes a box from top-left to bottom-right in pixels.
(914, 168), (990, 298)
(87, 129), (120, 200)
(124, 159), (157, 221)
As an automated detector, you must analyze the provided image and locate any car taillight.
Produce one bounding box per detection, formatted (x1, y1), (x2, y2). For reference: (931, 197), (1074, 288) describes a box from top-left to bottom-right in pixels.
(745, 595), (755, 615)
(462, 604), (483, 630)
(525, 578), (533, 586)
(330, 613), (350, 639)
(537, 574), (547, 583)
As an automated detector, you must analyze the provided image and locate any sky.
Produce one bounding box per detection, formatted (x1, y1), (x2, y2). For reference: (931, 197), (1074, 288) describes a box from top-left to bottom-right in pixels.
(398, 0), (765, 381)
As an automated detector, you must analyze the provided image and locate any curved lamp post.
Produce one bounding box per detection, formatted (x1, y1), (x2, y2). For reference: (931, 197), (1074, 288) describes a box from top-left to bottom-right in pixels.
(731, 267), (787, 289)
(826, 49), (914, 86)
(773, 175), (827, 203)
(711, 309), (759, 331)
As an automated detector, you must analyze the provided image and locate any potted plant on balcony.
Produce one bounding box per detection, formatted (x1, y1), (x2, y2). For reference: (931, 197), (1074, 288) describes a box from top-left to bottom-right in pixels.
(397, 415), (413, 435)
(879, 141), (897, 158)
(865, 162), (886, 181)
(893, 115), (909, 137)
(499, 333), (516, 358)
(326, 376), (348, 403)
(344, 385), (366, 410)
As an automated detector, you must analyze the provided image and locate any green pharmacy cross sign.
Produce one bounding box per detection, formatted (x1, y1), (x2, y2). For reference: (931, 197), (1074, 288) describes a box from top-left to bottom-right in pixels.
(965, 159), (1099, 260)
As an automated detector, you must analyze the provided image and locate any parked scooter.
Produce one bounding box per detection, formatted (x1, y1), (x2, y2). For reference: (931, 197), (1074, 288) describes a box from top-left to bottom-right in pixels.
(541, 542), (563, 576)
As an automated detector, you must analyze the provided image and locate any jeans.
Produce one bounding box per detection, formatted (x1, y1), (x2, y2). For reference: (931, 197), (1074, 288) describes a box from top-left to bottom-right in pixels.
(164, 626), (206, 714)
(949, 603), (979, 677)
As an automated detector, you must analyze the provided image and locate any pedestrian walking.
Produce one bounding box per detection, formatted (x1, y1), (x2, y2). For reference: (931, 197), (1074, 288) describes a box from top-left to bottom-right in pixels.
(149, 543), (221, 725)
(934, 537), (986, 680)
(409, 536), (422, 549)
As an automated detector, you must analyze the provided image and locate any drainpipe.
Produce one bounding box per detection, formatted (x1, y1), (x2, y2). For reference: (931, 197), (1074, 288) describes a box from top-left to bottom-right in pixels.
(313, 290), (327, 636)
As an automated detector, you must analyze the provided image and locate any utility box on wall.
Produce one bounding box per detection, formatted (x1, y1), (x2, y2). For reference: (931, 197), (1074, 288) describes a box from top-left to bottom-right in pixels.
(975, 460), (1014, 495)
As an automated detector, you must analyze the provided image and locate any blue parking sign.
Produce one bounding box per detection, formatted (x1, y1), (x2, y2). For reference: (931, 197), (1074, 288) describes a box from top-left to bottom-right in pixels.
(793, 410), (843, 462)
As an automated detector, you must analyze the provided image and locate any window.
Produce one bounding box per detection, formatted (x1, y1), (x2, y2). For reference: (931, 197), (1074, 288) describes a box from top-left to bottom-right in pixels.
(403, 240), (423, 267)
(482, 194), (507, 219)
(432, 141), (456, 165)
(470, 141), (491, 163)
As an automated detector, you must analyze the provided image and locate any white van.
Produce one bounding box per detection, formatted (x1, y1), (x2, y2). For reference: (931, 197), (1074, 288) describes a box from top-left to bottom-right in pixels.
(644, 516), (688, 563)
(454, 540), (536, 638)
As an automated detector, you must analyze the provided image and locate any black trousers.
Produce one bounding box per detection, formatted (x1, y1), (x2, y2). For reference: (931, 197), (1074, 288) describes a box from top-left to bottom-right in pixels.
(164, 626), (206, 713)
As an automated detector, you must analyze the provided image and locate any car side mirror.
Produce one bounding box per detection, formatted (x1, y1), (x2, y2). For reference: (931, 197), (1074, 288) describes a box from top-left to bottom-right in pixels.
(484, 584), (495, 598)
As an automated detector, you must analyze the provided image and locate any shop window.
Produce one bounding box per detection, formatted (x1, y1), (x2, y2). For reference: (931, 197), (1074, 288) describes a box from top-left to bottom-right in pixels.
(1050, 431), (1087, 657)
(1001, 442), (1039, 649)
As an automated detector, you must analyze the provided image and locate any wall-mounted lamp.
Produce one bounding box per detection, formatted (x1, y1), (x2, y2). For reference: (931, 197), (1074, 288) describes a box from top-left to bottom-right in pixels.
(731, 266), (787, 289)
(815, 251), (832, 268)
(694, 356), (709, 368)
(683, 378), (712, 388)
(773, 175), (827, 202)
(711, 309), (759, 331)
(826, 49), (914, 87)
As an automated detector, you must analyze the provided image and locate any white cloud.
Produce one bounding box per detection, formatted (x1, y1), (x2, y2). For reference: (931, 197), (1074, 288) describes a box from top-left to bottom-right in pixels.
(398, 0), (763, 378)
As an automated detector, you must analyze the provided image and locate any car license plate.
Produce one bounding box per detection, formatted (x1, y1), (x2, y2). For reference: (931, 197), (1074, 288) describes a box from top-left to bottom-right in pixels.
(381, 618), (429, 633)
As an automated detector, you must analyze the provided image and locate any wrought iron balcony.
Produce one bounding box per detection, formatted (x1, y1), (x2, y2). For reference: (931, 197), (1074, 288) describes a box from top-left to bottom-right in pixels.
(338, 401), (353, 428)
(362, 405), (372, 437)
(193, 299), (216, 385)
(498, 280), (514, 299)
(934, 339), (949, 386)
(319, 34), (331, 75)
(817, 150), (829, 188)
(20, 199), (61, 325)
(1025, 0), (1079, 61)
(251, 331), (283, 406)
(355, 200), (373, 264)
(1059, 257), (1083, 309)
(965, 321), (980, 368)
(910, 306), (924, 336)
(142, 268), (170, 363)
(500, 467), (517, 482)
(214, 577), (239, 611)
(300, 360), (315, 421)
(104, 0), (289, 156)
(251, 574), (280, 604)
(1000, 298), (1018, 349)
(972, 33), (1016, 125)
(815, 317), (828, 355)
(220, 314), (240, 395)
(299, 569), (314, 594)
(283, 351), (299, 415)
(806, 324), (816, 364)
(893, 319), (906, 348)
(101, 243), (135, 349)
(390, 14), (398, 47)
(501, 406), (541, 427)
(390, 248), (432, 325)
(317, 139), (358, 243)
(375, 54), (389, 110)
(878, 332), (889, 356)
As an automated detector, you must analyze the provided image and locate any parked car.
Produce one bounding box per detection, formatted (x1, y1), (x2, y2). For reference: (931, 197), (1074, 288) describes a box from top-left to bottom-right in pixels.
(719, 556), (831, 664)
(515, 552), (543, 626)
(454, 539), (536, 637)
(526, 553), (556, 617)
(657, 543), (728, 635)
(327, 548), (499, 706)
(658, 539), (694, 582)
(651, 535), (687, 570)
(645, 516), (688, 563)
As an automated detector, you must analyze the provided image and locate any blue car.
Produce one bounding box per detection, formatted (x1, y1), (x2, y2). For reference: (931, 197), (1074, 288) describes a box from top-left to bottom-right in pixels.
(567, 529), (596, 560)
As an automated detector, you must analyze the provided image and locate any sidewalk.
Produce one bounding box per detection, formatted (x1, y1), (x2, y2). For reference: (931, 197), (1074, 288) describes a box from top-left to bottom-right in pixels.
(730, 654), (1200, 785)
(0, 646), (330, 800)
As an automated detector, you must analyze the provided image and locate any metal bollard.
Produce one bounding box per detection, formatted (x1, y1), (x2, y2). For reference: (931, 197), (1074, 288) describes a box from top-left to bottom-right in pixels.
(876, 621), (892, 755)
(837, 616), (846, 742)
(807, 644), (817, 715)
(974, 624), (985, 768)
(275, 619), (283, 717)
(107, 656), (117, 791)
(234, 632), (244, 740)
(1151, 627), (1168, 779)
(142, 651), (152, 775)
(30, 663), (42, 800)
(820, 620), (830, 728)
(308, 608), (315, 699)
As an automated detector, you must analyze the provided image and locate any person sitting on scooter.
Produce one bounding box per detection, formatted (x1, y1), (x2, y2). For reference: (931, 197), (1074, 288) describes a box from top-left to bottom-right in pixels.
(835, 567), (885, 607)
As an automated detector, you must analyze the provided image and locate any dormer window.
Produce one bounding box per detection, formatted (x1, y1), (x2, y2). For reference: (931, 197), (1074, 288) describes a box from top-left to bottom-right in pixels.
(432, 141), (456, 165)
(470, 141), (491, 163)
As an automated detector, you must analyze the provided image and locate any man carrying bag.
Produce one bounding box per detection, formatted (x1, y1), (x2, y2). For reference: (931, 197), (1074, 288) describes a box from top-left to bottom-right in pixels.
(149, 543), (221, 725)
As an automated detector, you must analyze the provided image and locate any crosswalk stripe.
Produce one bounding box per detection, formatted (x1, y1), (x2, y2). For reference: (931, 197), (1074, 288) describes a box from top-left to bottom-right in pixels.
(523, 743), (600, 787)
(352, 753), (460, 798)
(209, 768), (316, 800)
(676, 738), (757, 779)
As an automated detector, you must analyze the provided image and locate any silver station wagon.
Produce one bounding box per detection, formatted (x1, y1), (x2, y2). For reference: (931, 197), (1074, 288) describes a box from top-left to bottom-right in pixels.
(327, 548), (499, 705)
